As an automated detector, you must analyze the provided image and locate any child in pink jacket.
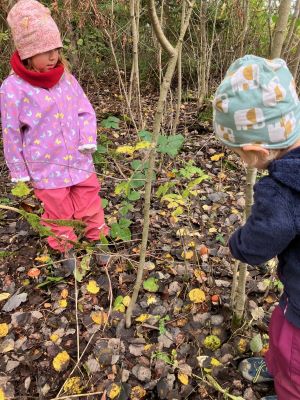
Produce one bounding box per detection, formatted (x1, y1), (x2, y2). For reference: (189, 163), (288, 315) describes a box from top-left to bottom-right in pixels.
(1, 0), (109, 267)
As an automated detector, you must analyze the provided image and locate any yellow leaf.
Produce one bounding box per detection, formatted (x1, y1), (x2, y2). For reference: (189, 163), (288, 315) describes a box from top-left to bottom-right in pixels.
(122, 295), (131, 307)
(209, 227), (217, 233)
(58, 299), (68, 308)
(91, 311), (108, 325)
(188, 288), (206, 304)
(202, 204), (211, 211)
(114, 304), (125, 313)
(135, 314), (150, 323)
(134, 141), (151, 151)
(181, 250), (194, 260)
(210, 153), (224, 161)
(50, 334), (59, 343)
(0, 293), (10, 302)
(116, 145), (135, 155)
(35, 255), (50, 263)
(178, 372), (189, 385)
(0, 388), (5, 400)
(52, 351), (70, 372)
(231, 208), (239, 215)
(61, 289), (68, 299)
(86, 280), (100, 294)
(108, 383), (121, 399)
(211, 357), (222, 367)
(63, 376), (82, 395)
(144, 344), (153, 351)
(130, 385), (147, 399)
(146, 295), (157, 305)
(0, 323), (9, 338)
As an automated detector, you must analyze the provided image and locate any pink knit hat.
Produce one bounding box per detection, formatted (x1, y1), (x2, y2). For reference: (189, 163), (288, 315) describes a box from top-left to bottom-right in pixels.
(7, 0), (63, 60)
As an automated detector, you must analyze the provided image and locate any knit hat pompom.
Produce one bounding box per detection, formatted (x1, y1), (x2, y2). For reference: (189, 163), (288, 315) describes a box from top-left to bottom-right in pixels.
(213, 55), (300, 149)
(7, 0), (63, 60)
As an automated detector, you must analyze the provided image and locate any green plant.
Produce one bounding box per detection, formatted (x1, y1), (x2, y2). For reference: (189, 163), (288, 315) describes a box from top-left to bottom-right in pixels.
(110, 218), (132, 241)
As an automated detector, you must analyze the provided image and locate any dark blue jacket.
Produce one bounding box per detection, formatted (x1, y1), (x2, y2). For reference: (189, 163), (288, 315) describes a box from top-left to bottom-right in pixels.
(229, 147), (300, 328)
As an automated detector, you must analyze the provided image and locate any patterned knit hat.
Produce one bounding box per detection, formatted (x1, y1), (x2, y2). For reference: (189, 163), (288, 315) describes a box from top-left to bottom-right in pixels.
(7, 0), (63, 60)
(213, 55), (300, 149)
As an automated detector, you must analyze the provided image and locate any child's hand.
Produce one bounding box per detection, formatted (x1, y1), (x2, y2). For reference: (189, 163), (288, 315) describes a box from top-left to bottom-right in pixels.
(78, 144), (97, 154)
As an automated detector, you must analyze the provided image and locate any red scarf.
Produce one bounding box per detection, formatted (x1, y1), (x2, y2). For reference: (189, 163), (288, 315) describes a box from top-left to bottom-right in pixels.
(10, 51), (64, 89)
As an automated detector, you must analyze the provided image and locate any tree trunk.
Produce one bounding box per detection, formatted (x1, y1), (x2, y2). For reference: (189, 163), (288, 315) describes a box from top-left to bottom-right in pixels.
(283, 0), (300, 56)
(271, 0), (292, 58)
(125, 0), (195, 328)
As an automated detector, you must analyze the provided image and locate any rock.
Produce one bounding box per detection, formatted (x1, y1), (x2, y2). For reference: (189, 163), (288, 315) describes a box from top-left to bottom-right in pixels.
(166, 373), (175, 390)
(6, 360), (20, 372)
(214, 279), (231, 288)
(132, 364), (151, 382)
(85, 358), (100, 373)
(121, 369), (130, 382)
(152, 305), (167, 316)
(158, 331), (173, 348)
(157, 378), (169, 399)
(210, 314), (224, 326)
(243, 387), (258, 400)
(95, 347), (113, 366)
(129, 344), (144, 357)
(168, 281), (181, 296)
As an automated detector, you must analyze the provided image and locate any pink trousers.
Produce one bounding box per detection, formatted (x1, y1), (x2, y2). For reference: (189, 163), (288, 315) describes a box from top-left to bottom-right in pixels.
(265, 305), (300, 399)
(34, 174), (108, 252)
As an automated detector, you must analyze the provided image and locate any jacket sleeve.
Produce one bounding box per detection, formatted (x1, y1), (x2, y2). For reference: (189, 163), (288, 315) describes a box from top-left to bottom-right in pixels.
(229, 180), (296, 265)
(0, 83), (30, 182)
(71, 75), (97, 152)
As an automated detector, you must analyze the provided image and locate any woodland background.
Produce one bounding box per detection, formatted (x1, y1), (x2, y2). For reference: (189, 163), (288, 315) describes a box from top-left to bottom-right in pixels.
(0, 1), (298, 399)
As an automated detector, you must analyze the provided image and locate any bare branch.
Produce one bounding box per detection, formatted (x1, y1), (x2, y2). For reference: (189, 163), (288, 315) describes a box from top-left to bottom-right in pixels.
(148, 0), (176, 56)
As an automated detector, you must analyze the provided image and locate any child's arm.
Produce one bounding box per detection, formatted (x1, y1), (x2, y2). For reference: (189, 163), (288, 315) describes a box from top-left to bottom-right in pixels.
(0, 88), (30, 183)
(71, 76), (97, 153)
(229, 180), (296, 265)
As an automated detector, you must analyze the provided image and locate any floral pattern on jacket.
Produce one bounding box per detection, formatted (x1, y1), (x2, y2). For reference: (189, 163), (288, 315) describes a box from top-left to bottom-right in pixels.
(0, 73), (97, 189)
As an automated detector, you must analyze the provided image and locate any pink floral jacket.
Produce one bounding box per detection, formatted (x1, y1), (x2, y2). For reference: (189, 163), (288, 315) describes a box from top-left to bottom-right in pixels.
(0, 73), (97, 189)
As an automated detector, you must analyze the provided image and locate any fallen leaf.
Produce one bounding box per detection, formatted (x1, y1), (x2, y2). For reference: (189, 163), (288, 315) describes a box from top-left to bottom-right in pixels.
(0, 293), (10, 302)
(58, 299), (68, 308)
(250, 334), (263, 353)
(203, 335), (221, 351)
(35, 255), (50, 263)
(63, 376), (82, 395)
(210, 153), (224, 161)
(2, 292), (28, 312)
(143, 277), (159, 293)
(178, 372), (189, 385)
(0, 323), (9, 338)
(181, 250), (194, 260)
(131, 385), (147, 399)
(61, 289), (68, 299)
(52, 351), (70, 372)
(91, 311), (108, 325)
(0, 388), (5, 400)
(86, 280), (100, 294)
(50, 334), (59, 343)
(199, 245), (209, 256)
(122, 295), (131, 307)
(108, 383), (121, 399)
(188, 288), (206, 303)
(135, 314), (150, 323)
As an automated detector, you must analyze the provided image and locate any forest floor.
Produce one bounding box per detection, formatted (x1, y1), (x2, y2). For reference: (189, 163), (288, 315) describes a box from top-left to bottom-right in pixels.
(0, 83), (279, 400)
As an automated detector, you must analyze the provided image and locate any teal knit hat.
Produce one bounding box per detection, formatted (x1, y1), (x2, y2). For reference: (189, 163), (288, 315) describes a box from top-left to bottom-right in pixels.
(213, 55), (300, 149)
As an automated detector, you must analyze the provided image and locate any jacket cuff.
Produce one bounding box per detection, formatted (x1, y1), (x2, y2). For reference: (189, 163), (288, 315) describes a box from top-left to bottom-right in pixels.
(11, 176), (30, 183)
(78, 144), (97, 152)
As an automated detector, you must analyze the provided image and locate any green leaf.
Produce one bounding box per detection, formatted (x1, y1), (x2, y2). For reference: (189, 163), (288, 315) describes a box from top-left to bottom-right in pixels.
(110, 219), (132, 241)
(157, 134), (184, 157)
(250, 333), (263, 353)
(77, 38), (83, 46)
(156, 182), (176, 198)
(101, 116), (120, 129)
(119, 201), (134, 216)
(115, 181), (130, 196)
(11, 181), (31, 197)
(130, 172), (146, 188)
(101, 198), (108, 209)
(138, 130), (152, 142)
(96, 144), (108, 154)
(143, 277), (159, 292)
(128, 191), (140, 201)
(113, 295), (124, 308)
(74, 253), (91, 282)
(131, 160), (143, 171)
